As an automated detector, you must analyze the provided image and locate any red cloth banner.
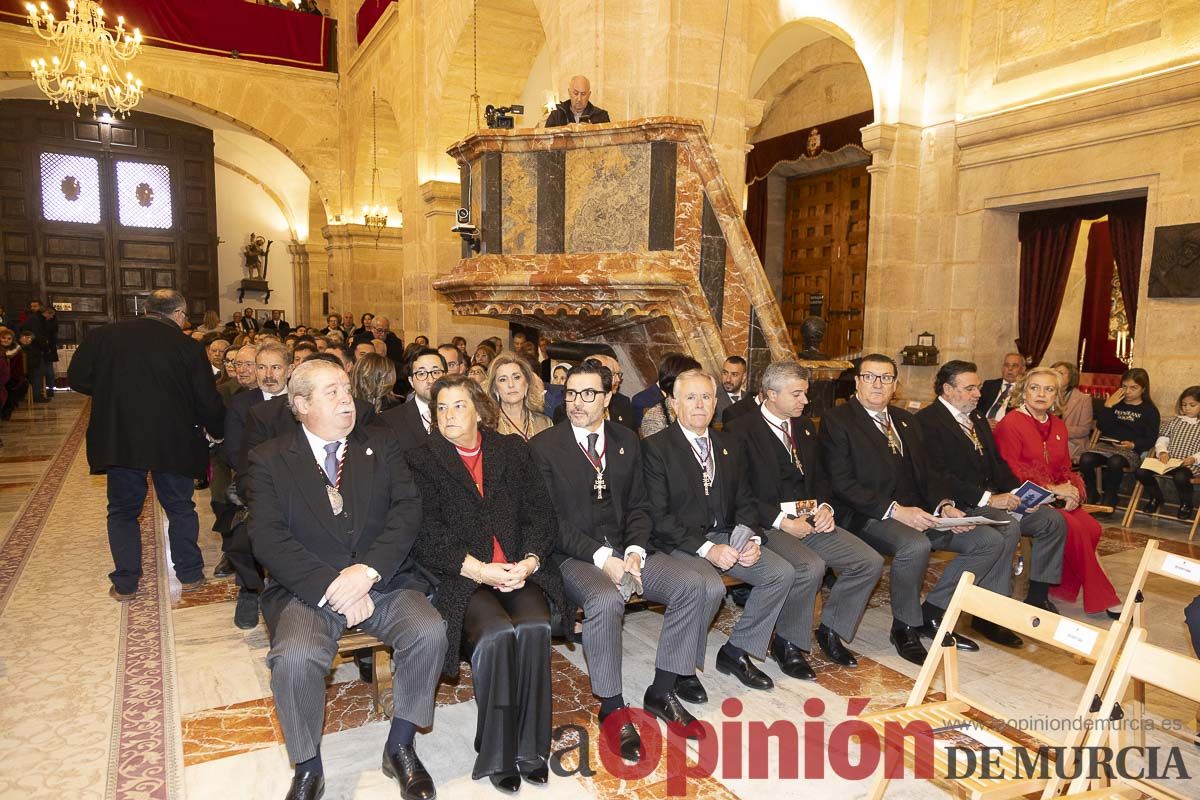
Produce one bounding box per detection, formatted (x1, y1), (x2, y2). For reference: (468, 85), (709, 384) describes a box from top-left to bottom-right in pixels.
(356, 0), (394, 44)
(0, 0), (332, 71)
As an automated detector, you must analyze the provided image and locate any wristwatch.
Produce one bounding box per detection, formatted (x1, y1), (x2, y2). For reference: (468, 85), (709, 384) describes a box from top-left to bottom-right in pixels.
(361, 565), (381, 583)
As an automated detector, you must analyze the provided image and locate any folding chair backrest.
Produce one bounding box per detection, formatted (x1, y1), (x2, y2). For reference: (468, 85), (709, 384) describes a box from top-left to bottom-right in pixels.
(1114, 540), (1200, 629)
(1071, 628), (1200, 799)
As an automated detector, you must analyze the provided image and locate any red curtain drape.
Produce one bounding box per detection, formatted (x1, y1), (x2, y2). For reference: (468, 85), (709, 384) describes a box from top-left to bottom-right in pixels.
(1106, 197), (1147, 333)
(0, 0), (333, 71)
(1078, 222), (1126, 373)
(1017, 208), (1082, 366)
(745, 180), (769, 262)
(357, 0), (396, 44)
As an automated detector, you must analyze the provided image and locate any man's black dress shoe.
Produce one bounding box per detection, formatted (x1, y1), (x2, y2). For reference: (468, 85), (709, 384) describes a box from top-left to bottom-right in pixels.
(816, 624), (858, 667)
(674, 675), (708, 704)
(1144, 496), (1162, 514)
(1180, 504), (1196, 521)
(234, 589), (260, 630)
(889, 625), (928, 666)
(284, 771), (324, 800)
(517, 757), (548, 785)
(488, 771), (522, 794)
(715, 646), (774, 690)
(213, 555), (234, 578)
(642, 687), (702, 738)
(599, 708), (642, 762)
(383, 745), (437, 800)
(917, 615), (978, 652)
(1026, 597), (1059, 615)
(356, 651), (375, 684)
(970, 619), (1024, 648)
(768, 636), (816, 681)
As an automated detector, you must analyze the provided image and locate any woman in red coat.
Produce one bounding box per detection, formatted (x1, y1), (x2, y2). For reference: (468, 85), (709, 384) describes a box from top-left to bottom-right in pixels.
(994, 366), (1121, 616)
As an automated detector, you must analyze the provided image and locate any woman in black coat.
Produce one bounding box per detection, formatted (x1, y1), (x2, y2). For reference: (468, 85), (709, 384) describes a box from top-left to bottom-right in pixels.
(405, 375), (565, 793)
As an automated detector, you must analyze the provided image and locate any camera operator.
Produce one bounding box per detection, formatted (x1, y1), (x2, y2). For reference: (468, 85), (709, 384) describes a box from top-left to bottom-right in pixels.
(546, 75), (611, 127)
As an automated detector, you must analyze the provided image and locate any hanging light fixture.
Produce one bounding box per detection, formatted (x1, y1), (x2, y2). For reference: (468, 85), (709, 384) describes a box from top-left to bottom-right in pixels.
(25, 0), (144, 119)
(362, 86), (389, 239)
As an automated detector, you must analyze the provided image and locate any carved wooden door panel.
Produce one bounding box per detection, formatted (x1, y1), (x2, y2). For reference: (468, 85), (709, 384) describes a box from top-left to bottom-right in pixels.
(781, 164), (870, 358)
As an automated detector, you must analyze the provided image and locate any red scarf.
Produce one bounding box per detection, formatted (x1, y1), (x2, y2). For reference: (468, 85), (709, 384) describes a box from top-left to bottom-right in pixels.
(455, 433), (506, 563)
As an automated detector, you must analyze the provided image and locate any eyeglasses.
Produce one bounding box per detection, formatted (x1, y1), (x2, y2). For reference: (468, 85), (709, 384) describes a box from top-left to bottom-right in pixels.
(412, 368), (446, 381)
(564, 388), (603, 403)
(857, 373), (897, 385)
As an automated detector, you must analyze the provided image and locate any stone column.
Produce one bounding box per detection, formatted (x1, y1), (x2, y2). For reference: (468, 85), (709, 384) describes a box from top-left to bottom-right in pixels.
(415, 179), (507, 345)
(287, 240), (329, 326)
(323, 223), (406, 330)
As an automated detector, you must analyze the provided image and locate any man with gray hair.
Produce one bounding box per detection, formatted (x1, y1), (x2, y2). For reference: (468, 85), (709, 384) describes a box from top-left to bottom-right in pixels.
(727, 360), (885, 672)
(245, 358), (445, 800)
(69, 289), (225, 602)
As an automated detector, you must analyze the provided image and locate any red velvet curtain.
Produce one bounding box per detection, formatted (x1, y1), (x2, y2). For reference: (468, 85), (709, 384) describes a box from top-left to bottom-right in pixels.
(1017, 208), (1082, 366)
(1106, 197), (1147, 333)
(745, 180), (769, 262)
(0, 0), (333, 71)
(357, 0), (396, 44)
(1078, 222), (1126, 373)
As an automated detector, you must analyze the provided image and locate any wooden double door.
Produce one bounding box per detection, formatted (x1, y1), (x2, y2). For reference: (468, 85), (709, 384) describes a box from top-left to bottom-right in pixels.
(0, 100), (217, 345)
(781, 164), (870, 358)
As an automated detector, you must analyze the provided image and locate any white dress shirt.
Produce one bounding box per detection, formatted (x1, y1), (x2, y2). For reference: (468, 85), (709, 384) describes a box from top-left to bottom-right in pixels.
(760, 406), (834, 528)
(412, 395), (432, 433)
(301, 424), (346, 479)
(571, 423), (647, 569)
(676, 423), (759, 558)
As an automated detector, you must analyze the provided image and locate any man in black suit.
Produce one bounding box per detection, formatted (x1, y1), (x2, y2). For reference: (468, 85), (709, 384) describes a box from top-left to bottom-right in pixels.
(726, 361), (884, 670)
(262, 309), (291, 337)
(212, 344), (260, 578)
(380, 349), (446, 451)
(239, 306), (259, 334)
(245, 359), (445, 800)
(222, 341), (293, 626)
(531, 363), (723, 757)
(715, 356), (748, 420)
(68, 289), (225, 601)
(644, 369), (815, 694)
(978, 352), (1026, 424)
(917, 360), (1066, 630)
(721, 389), (761, 426)
(819, 354), (1011, 666)
(544, 75), (611, 127)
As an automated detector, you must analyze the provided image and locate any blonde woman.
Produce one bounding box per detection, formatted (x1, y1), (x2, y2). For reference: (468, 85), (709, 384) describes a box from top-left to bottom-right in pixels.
(484, 353), (552, 442)
(350, 353), (401, 413)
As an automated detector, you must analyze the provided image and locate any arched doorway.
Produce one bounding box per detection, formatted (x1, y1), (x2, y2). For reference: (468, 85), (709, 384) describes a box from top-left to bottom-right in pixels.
(746, 24), (875, 358)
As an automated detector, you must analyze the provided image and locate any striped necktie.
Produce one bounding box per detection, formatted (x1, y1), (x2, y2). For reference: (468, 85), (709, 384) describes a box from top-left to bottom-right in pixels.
(872, 411), (903, 456)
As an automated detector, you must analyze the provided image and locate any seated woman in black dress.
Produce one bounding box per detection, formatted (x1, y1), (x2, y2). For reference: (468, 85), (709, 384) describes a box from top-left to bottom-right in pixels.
(405, 374), (565, 793)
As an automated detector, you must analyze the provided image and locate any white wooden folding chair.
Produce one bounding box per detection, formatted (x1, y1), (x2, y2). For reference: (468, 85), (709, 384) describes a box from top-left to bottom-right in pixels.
(861, 572), (1126, 800)
(1067, 628), (1200, 800)
(1107, 540), (1200, 748)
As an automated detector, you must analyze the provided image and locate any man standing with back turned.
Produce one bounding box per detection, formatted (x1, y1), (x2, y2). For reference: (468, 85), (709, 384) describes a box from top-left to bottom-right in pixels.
(69, 289), (225, 601)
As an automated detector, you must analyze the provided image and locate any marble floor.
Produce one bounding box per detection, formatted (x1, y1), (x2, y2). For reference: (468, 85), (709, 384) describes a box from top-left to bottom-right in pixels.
(1, 396), (1198, 799)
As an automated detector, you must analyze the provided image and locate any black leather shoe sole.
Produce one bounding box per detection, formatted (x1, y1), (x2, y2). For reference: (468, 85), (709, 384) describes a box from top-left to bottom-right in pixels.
(917, 624), (978, 652)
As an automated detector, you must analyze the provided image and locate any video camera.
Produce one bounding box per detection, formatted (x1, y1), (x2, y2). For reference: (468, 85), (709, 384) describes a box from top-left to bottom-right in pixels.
(485, 104), (524, 129)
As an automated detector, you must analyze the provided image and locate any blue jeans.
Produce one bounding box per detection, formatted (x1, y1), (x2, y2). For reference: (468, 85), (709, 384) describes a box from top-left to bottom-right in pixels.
(106, 467), (203, 593)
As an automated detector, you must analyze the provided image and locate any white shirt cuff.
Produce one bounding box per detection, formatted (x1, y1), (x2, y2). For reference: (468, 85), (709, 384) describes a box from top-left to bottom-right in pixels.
(772, 511), (788, 529)
(817, 502), (834, 517)
(750, 535), (761, 544)
(592, 546), (614, 569)
(623, 546), (647, 566)
(884, 501), (897, 519)
(697, 541), (714, 558)
(979, 491), (992, 507)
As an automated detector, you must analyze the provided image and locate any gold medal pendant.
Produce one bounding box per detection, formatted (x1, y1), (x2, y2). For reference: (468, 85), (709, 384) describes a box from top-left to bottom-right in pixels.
(327, 484), (344, 516)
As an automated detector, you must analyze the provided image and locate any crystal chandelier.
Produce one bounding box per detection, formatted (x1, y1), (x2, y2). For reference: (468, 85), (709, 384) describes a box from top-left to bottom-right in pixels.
(362, 87), (388, 238)
(25, 0), (144, 118)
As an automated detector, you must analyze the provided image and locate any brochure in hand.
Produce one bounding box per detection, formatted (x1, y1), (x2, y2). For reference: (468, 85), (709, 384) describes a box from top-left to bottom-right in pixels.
(1013, 480), (1055, 513)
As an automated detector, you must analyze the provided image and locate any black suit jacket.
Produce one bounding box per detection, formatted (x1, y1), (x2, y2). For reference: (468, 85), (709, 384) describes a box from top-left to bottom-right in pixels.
(239, 394), (376, 478)
(978, 378), (1008, 417)
(68, 315), (224, 477)
(225, 388), (270, 473)
(530, 421), (652, 565)
(545, 100), (611, 127)
(915, 399), (1019, 508)
(262, 319), (291, 337)
(721, 394), (758, 426)
(642, 423), (761, 554)
(378, 398), (429, 452)
(726, 408), (832, 528)
(818, 398), (950, 533)
(245, 424), (425, 611)
(239, 317), (259, 333)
